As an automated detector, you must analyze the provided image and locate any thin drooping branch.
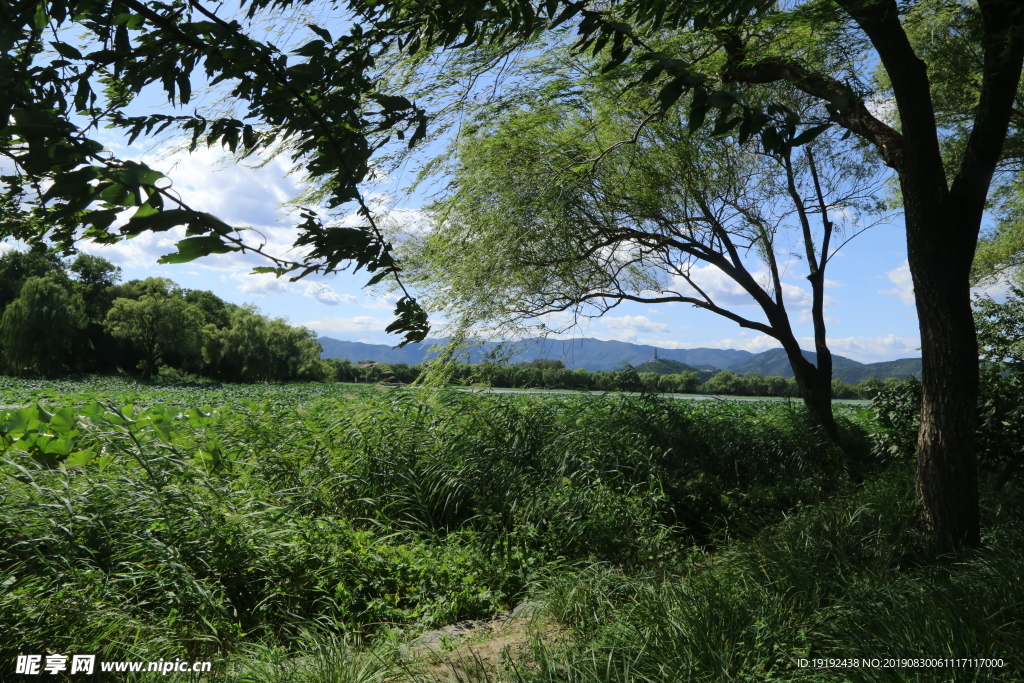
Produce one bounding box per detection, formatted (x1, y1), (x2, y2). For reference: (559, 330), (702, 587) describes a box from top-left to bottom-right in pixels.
(536, 289), (778, 336)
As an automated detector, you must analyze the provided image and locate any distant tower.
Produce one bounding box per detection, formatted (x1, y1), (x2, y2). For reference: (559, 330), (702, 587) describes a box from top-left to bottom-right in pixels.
(653, 347), (658, 361)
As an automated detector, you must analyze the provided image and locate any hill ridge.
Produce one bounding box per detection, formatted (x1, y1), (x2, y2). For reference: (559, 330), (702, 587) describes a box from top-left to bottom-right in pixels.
(318, 337), (922, 381)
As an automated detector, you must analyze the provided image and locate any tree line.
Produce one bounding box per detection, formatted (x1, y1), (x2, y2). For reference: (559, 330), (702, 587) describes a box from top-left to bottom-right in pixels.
(327, 356), (902, 399)
(0, 247), (333, 382)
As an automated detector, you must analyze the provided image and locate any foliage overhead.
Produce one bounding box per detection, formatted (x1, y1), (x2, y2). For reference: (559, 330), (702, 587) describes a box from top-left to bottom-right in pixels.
(975, 285), (1024, 366)
(2, 0), (431, 345)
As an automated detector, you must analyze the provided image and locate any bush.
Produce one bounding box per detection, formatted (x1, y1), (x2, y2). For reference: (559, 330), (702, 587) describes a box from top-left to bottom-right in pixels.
(870, 372), (1024, 489)
(870, 376), (921, 462)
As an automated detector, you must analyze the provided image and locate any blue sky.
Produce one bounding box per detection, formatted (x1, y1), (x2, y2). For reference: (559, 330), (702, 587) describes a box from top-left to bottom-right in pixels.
(34, 134), (923, 364)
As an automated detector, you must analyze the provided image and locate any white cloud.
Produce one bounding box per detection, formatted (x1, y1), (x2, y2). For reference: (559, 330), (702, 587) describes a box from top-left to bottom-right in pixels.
(146, 145), (301, 227)
(671, 264), (820, 315)
(881, 260), (915, 306)
(672, 264), (757, 307)
(971, 278), (1012, 300)
(227, 272), (359, 306)
(783, 282), (815, 312)
(600, 315), (668, 340)
(79, 226), (187, 269)
(301, 315), (392, 334)
(74, 143), (309, 276)
(866, 94), (898, 126)
(230, 271), (295, 297)
(0, 240), (22, 255)
(799, 334), (920, 363)
(362, 292), (400, 310)
(303, 282), (357, 306)
(697, 334), (782, 353)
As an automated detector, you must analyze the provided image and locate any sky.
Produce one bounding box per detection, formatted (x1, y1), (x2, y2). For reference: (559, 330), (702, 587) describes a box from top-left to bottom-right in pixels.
(37, 135), (924, 364)
(4, 6), (993, 365)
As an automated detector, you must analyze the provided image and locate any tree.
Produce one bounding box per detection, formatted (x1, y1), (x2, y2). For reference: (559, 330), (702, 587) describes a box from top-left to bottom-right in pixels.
(5, 0), (1022, 551)
(975, 285), (1024, 366)
(704, 370), (740, 395)
(370, 0), (1024, 552)
(203, 306), (330, 382)
(0, 276), (87, 376)
(906, 1), (1024, 289)
(400, 57), (883, 435)
(69, 254), (121, 289)
(0, 246), (66, 313)
(184, 289), (235, 329)
(68, 253), (122, 324)
(104, 294), (205, 377)
(972, 181), (1024, 286)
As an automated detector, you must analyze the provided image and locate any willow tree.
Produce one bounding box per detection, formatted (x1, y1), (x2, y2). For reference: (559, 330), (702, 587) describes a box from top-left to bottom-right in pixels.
(0, 276), (87, 376)
(369, 0), (1024, 553)
(104, 294), (205, 378)
(400, 63), (884, 436)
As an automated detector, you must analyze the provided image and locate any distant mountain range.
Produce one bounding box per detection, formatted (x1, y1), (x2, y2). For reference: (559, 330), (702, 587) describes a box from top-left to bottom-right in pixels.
(319, 337), (922, 382)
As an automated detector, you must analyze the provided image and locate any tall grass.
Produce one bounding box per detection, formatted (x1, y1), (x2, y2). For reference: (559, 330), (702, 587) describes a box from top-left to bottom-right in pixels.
(6, 385), (1019, 682)
(2, 389), (866, 672)
(525, 470), (1024, 683)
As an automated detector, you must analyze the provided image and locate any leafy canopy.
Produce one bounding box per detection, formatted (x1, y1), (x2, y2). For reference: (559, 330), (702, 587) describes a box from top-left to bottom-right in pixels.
(3, 0), (431, 344)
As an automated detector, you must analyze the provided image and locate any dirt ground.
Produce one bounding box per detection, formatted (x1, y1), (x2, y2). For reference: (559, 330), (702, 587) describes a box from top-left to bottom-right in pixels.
(404, 602), (565, 682)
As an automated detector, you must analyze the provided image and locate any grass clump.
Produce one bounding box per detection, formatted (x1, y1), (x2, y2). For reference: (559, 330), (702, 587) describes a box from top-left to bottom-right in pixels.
(1, 387), (866, 673)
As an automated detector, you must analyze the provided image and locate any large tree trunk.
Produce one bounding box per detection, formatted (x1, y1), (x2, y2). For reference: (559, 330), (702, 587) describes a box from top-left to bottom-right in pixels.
(875, 0), (1023, 555)
(907, 204), (982, 552)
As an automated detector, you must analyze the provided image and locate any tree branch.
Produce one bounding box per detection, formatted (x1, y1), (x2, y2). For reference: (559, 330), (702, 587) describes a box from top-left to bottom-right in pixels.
(717, 30), (906, 170)
(950, 0), (1024, 220)
(537, 290), (777, 336)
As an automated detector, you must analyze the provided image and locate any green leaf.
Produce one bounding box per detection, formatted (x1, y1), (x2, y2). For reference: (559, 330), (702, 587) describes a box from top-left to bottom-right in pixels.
(51, 42), (83, 59)
(177, 74), (192, 105)
(252, 266), (293, 277)
(308, 24), (332, 42)
(791, 123), (832, 147)
(158, 235), (240, 264)
(122, 208), (193, 234)
(371, 93), (414, 112)
(33, 2), (47, 30)
(48, 408), (77, 432)
(81, 402), (105, 420)
(385, 297), (430, 347)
